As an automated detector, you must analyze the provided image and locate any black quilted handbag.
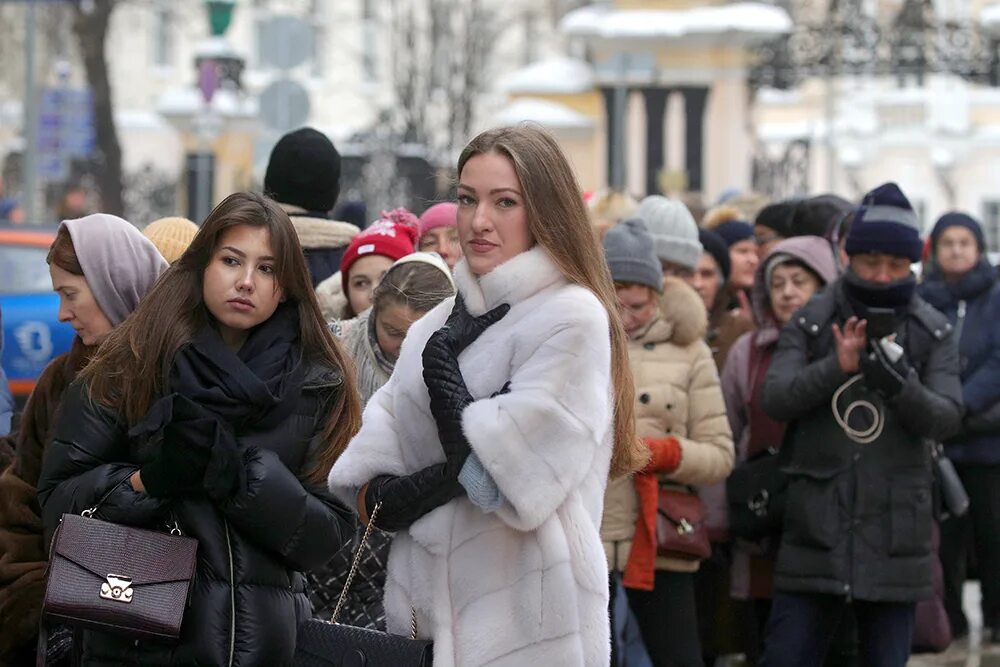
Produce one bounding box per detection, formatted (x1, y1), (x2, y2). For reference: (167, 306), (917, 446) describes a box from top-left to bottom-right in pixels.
(295, 503), (433, 666)
(726, 449), (788, 542)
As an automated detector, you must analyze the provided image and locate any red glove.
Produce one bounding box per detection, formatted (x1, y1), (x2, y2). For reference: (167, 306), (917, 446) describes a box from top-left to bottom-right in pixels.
(642, 437), (682, 474)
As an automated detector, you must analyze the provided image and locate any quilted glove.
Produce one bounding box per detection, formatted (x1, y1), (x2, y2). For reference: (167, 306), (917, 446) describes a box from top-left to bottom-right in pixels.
(422, 297), (509, 473)
(363, 464), (465, 532)
(860, 339), (912, 398)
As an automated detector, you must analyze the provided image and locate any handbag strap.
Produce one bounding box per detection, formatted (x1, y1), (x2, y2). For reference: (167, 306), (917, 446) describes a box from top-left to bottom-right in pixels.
(81, 474), (183, 535)
(330, 502), (419, 640)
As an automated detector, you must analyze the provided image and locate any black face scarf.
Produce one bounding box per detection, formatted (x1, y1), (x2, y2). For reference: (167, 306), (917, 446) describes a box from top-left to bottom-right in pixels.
(166, 301), (306, 433)
(923, 258), (996, 309)
(842, 268), (917, 318)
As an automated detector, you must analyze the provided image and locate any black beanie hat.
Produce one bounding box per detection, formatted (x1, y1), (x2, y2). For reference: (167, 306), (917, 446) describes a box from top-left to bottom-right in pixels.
(754, 200), (800, 239)
(798, 194), (854, 238)
(699, 227), (731, 282)
(264, 127), (341, 214)
(845, 182), (923, 262)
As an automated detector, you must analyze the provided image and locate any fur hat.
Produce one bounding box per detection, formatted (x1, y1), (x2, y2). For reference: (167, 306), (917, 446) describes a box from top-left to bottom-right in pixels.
(634, 195), (702, 270)
(264, 127), (341, 214)
(845, 182), (923, 262)
(143, 216), (198, 264)
(603, 218), (664, 293)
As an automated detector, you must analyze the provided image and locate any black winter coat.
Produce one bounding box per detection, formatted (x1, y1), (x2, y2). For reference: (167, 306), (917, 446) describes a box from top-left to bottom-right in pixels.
(36, 364), (353, 666)
(761, 279), (962, 603)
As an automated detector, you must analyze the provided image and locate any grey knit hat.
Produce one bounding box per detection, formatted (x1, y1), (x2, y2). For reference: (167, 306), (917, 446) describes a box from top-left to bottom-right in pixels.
(602, 218), (664, 293)
(634, 195), (703, 270)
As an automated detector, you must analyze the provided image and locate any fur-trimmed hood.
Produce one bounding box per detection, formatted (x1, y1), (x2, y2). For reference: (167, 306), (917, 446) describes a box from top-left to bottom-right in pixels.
(655, 277), (708, 346)
(280, 204), (359, 250)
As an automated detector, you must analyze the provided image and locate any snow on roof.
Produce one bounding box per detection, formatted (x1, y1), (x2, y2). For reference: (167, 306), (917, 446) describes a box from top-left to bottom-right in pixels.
(156, 86), (257, 119)
(982, 4), (1000, 31)
(116, 109), (172, 132)
(194, 36), (241, 60)
(492, 98), (594, 130)
(501, 57), (595, 95)
(561, 2), (791, 41)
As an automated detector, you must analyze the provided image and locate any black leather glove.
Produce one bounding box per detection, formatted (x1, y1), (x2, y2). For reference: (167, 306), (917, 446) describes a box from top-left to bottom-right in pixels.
(965, 401), (1000, 434)
(363, 464), (465, 532)
(136, 394), (243, 499)
(422, 297), (509, 473)
(860, 339), (912, 398)
(140, 439), (210, 498)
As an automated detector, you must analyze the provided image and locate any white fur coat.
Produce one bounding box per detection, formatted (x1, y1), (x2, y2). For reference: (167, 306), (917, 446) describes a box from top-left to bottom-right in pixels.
(329, 246), (614, 667)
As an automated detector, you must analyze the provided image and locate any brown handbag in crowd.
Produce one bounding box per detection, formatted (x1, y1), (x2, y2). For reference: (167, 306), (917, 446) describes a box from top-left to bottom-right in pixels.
(40, 492), (198, 655)
(656, 486), (712, 561)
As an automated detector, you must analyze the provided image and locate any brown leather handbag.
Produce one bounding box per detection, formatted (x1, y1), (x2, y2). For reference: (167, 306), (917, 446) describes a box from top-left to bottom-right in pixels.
(41, 503), (198, 642)
(656, 486), (711, 561)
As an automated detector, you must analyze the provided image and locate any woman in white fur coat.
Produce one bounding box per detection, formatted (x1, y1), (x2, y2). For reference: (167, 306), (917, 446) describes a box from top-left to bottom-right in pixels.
(328, 125), (648, 667)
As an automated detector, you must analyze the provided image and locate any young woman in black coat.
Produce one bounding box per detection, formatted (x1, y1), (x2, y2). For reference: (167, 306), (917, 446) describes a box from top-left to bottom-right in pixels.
(37, 192), (361, 666)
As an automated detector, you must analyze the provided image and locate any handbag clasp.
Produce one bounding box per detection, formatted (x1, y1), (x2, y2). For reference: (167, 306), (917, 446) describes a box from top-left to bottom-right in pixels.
(749, 489), (770, 517)
(100, 574), (134, 604)
(676, 518), (695, 535)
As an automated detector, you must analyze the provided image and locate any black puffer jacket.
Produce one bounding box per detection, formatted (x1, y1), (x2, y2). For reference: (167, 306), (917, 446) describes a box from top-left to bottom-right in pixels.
(36, 364), (353, 666)
(761, 279), (962, 603)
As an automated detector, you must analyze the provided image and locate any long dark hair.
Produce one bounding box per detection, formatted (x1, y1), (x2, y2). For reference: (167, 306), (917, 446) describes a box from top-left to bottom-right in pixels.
(80, 192), (362, 483)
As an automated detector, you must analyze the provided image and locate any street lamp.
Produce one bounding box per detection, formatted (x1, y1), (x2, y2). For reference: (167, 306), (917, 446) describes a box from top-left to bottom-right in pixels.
(157, 0), (252, 222)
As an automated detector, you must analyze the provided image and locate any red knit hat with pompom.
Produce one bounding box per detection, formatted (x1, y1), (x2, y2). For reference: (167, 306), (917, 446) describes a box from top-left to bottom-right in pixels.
(340, 210), (418, 294)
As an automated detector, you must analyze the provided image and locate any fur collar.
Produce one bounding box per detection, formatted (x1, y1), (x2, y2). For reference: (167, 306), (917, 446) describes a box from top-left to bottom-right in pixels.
(639, 277), (707, 347)
(452, 246), (566, 316)
(280, 204), (359, 250)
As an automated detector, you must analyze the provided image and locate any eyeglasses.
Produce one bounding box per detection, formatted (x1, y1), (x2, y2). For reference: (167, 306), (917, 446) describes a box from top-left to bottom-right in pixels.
(754, 232), (782, 246)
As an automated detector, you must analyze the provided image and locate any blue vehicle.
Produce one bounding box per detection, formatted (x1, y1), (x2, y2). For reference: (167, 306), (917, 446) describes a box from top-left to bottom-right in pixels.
(1, 227), (75, 402)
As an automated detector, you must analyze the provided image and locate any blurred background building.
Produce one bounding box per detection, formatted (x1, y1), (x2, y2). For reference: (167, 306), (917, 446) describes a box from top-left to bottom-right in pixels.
(4, 0), (1000, 248)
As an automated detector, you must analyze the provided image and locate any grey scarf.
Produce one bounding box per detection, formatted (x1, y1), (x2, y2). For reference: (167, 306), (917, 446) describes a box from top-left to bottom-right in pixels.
(340, 309), (395, 407)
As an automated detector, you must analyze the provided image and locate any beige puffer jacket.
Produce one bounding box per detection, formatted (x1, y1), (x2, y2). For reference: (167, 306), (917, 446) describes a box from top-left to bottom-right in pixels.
(602, 278), (735, 573)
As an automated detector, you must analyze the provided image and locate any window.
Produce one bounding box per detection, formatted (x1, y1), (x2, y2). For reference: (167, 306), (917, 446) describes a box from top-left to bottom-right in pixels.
(911, 199), (928, 233)
(522, 12), (538, 66)
(152, 6), (175, 68)
(254, 16), (268, 69)
(983, 200), (1000, 252)
(310, 0), (325, 77)
(0, 245), (53, 295)
(361, 0), (378, 82)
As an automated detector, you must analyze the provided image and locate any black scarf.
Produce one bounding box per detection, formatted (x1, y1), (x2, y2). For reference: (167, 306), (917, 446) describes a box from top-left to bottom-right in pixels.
(842, 269), (916, 318)
(922, 259), (996, 310)
(168, 302), (306, 433)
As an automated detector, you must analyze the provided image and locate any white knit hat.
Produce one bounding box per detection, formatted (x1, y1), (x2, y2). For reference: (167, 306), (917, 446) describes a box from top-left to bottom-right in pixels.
(634, 195), (703, 270)
(390, 251), (455, 289)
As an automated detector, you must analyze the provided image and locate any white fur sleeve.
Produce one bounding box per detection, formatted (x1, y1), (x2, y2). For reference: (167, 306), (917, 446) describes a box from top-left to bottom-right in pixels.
(327, 372), (410, 507)
(459, 301), (613, 531)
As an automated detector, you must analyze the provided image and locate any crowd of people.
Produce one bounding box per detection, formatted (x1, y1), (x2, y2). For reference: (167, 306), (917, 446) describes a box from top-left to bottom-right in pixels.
(0, 122), (994, 667)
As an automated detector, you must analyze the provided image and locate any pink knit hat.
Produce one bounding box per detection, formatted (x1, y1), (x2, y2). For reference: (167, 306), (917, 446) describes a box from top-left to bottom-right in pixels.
(418, 202), (458, 237)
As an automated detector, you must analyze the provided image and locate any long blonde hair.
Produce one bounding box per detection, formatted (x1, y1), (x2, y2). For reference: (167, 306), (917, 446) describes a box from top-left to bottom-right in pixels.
(458, 125), (647, 477)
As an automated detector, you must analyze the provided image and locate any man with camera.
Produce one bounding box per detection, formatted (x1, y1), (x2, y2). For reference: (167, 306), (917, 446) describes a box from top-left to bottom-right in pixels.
(757, 183), (963, 667)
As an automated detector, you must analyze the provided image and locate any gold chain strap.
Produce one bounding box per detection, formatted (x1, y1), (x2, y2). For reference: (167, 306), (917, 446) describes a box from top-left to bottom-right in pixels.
(328, 502), (420, 641)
